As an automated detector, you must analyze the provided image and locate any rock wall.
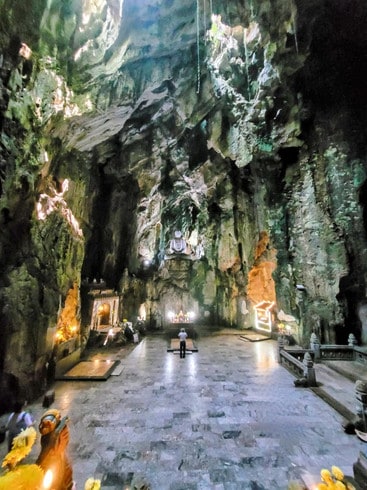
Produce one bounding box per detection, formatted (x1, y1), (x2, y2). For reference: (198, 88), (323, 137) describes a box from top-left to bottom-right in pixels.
(0, 0), (367, 398)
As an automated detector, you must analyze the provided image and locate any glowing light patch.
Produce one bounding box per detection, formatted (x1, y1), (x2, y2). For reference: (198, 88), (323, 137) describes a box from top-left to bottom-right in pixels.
(244, 21), (260, 43)
(42, 469), (53, 489)
(74, 40), (94, 61)
(19, 42), (32, 59)
(76, 0), (124, 59)
(36, 179), (83, 238)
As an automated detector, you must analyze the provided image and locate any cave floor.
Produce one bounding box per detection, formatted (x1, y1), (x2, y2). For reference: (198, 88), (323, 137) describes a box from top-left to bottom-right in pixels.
(1, 331), (366, 489)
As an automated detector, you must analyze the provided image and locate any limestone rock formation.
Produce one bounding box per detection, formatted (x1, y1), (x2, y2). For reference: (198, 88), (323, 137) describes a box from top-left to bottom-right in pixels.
(1, 0), (367, 399)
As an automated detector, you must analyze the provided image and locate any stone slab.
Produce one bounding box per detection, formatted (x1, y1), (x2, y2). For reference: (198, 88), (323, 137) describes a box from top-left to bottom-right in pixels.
(57, 360), (120, 380)
(110, 364), (124, 376)
(167, 338), (198, 352)
(239, 332), (271, 342)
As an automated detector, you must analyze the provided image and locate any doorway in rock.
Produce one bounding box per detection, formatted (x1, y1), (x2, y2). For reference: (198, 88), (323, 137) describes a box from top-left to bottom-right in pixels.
(89, 292), (120, 331)
(97, 303), (110, 327)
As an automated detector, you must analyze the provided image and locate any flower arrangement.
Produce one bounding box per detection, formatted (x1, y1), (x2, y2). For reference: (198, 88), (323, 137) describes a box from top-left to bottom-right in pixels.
(0, 427), (44, 490)
(315, 466), (356, 490)
(0, 424), (102, 490)
(1, 426), (37, 470)
(85, 477), (101, 490)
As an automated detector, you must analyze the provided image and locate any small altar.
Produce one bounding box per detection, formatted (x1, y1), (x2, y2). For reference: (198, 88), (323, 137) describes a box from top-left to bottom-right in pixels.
(86, 281), (121, 331)
(168, 310), (195, 324)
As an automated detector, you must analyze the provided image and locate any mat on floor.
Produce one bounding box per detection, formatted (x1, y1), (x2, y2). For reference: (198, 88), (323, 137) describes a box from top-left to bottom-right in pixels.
(167, 338), (198, 352)
(239, 331), (271, 342)
(57, 360), (120, 380)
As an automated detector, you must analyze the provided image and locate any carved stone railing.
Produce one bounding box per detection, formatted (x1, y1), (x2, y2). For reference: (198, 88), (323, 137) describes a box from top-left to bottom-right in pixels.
(279, 350), (304, 376)
(354, 346), (367, 365)
(279, 333), (367, 389)
(309, 333), (367, 363)
(318, 345), (355, 361)
(278, 338), (317, 387)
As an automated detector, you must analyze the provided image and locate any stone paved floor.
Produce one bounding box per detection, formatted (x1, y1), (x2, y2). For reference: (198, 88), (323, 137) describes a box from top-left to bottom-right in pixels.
(1, 333), (366, 489)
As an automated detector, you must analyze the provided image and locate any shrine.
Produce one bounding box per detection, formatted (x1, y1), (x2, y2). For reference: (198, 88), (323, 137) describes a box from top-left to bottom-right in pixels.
(88, 288), (120, 332)
(165, 230), (192, 259)
(168, 310), (195, 324)
(254, 301), (275, 334)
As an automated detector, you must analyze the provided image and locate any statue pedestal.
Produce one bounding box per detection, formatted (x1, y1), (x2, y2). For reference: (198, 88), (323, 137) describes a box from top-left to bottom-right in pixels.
(354, 451), (367, 489)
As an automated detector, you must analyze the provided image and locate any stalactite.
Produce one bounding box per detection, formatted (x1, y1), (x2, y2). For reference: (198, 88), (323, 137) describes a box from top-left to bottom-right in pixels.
(294, 23), (299, 53)
(249, 0), (254, 18)
(203, 0), (207, 39)
(243, 29), (251, 99)
(196, 0), (201, 94)
(292, 6), (299, 53)
(209, 0), (212, 16)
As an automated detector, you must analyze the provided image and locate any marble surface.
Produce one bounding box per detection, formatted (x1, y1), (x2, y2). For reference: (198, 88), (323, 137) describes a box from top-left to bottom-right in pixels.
(1, 333), (365, 489)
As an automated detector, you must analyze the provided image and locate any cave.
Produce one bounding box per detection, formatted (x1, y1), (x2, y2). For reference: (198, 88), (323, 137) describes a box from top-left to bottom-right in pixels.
(0, 0), (367, 490)
(1, 1), (367, 481)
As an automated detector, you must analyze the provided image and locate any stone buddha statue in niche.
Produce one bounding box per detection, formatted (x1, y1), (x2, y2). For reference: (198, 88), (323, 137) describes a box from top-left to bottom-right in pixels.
(168, 230), (188, 255)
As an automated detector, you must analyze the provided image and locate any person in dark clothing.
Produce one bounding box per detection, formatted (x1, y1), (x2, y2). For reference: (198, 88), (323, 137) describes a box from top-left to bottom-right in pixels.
(178, 328), (188, 358)
(46, 354), (57, 387)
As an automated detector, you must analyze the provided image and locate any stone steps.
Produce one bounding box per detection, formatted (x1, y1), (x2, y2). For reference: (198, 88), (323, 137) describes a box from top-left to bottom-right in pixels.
(310, 360), (367, 423)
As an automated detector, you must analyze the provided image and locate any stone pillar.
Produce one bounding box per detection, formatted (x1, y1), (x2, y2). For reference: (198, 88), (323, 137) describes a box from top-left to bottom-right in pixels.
(277, 335), (285, 363)
(357, 303), (367, 346)
(355, 380), (367, 435)
(354, 380), (367, 488)
(303, 352), (317, 387)
(310, 332), (321, 362)
(353, 452), (367, 489)
(348, 333), (358, 346)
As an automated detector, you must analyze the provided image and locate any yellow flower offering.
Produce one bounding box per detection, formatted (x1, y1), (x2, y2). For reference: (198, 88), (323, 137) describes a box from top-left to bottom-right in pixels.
(315, 466), (355, 490)
(320, 469), (333, 484)
(85, 477), (101, 490)
(332, 466), (345, 481)
(334, 481), (346, 489)
(0, 464), (43, 490)
(1, 426), (37, 470)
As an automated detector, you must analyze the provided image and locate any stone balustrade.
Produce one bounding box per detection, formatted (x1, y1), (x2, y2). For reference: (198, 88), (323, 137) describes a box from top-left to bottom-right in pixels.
(278, 338), (317, 387)
(308, 333), (367, 363)
(354, 346), (367, 365)
(279, 332), (367, 389)
(318, 345), (355, 361)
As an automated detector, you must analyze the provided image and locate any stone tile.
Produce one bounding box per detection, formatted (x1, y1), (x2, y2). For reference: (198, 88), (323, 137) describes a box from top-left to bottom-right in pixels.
(0, 334), (366, 489)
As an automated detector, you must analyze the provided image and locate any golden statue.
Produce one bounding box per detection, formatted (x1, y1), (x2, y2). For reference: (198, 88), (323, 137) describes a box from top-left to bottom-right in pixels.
(36, 409), (74, 490)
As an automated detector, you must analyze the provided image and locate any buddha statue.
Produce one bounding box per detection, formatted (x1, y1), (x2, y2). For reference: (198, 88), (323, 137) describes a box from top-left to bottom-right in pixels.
(168, 230), (188, 255)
